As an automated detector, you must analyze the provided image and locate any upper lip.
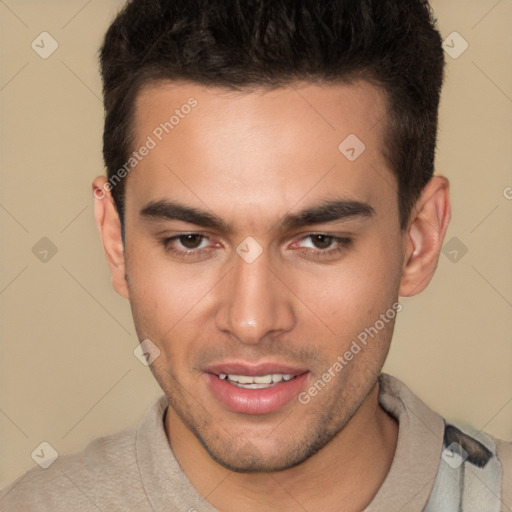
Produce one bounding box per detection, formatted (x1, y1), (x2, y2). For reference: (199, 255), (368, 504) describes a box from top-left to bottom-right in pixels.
(205, 362), (309, 377)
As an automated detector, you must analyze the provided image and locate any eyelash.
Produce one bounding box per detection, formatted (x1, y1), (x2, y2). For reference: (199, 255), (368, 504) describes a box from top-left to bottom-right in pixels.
(161, 233), (353, 260)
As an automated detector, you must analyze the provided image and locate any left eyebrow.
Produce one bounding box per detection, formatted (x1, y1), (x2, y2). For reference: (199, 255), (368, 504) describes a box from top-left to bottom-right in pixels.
(139, 197), (375, 233)
(279, 198), (375, 231)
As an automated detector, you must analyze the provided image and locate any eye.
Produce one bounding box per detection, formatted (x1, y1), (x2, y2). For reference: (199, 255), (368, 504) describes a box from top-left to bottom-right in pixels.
(161, 233), (212, 258)
(301, 234), (337, 250)
(174, 234), (208, 250)
(293, 234), (353, 259)
(160, 232), (353, 262)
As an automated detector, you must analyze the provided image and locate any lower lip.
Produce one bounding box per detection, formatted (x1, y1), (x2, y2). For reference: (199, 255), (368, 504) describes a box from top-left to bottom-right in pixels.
(205, 373), (310, 415)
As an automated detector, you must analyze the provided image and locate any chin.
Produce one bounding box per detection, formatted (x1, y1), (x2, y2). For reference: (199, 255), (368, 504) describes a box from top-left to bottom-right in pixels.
(203, 445), (311, 474)
(193, 419), (341, 474)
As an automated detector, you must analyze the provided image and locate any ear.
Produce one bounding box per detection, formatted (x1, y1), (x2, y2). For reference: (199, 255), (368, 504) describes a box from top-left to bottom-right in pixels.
(92, 176), (129, 299)
(399, 175), (451, 297)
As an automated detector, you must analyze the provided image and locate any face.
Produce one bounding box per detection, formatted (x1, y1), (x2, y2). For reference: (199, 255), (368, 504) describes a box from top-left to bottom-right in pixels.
(118, 81), (406, 472)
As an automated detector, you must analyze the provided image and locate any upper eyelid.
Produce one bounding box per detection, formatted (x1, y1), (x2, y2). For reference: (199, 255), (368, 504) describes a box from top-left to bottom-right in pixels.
(293, 234), (353, 248)
(166, 233), (210, 246)
(164, 233), (352, 250)
(163, 232), (349, 240)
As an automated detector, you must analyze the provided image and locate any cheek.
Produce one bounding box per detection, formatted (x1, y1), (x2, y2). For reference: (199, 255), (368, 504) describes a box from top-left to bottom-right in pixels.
(293, 242), (402, 341)
(125, 245), (185, 329)
(125, 243), (222, 351)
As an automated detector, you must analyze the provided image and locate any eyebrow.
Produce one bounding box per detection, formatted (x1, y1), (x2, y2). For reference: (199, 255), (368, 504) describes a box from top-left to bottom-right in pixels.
(140, 198), (375, 232)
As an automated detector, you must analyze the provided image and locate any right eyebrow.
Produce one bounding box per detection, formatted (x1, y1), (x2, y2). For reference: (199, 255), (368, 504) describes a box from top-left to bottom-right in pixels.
(140, 200), (233, 232)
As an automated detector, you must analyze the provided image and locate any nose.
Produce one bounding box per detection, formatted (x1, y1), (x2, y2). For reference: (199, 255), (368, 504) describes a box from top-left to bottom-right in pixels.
(214, 248), (296, 344)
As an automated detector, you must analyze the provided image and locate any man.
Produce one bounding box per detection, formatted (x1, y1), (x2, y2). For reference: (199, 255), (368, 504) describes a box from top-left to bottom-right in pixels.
(1, 0), (510, 510)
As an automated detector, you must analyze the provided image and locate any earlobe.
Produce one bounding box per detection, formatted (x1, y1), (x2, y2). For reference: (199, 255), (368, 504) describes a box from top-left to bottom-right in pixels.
(399, 175), (451, 297)
(92, 176), (130, 299)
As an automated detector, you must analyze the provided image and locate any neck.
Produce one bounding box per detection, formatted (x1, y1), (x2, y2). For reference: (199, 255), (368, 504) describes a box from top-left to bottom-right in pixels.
(166, 382), (398, 512)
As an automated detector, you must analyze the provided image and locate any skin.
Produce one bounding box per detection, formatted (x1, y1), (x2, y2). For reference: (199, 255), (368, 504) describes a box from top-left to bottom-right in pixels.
(93, 80), (450, 512)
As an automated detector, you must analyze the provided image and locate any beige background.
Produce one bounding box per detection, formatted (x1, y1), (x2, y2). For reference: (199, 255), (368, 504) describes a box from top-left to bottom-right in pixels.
(0, 0), (511, 488)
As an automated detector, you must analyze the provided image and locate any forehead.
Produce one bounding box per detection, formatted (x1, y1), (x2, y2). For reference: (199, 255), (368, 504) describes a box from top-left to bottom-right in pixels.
(133, 80), (388, 151)
(126, 80), (395, 225)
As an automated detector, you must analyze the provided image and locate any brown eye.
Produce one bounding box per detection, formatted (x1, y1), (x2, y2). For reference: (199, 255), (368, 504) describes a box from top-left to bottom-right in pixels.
(310, 234), (335, 249)
(161, 233), (217, 261)
(178, 234), (204, 249)
(293, 234), (353, 261)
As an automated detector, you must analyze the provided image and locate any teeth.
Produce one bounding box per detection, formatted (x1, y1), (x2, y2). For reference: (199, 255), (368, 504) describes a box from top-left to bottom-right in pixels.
(254, 375), (272, 384)
(218, 373), (295, 387)
(228, 374), (253, 384)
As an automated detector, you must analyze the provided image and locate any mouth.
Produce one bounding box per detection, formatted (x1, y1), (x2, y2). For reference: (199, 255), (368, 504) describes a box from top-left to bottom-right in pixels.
(218, 372), (297, 389)
(204, 363), (310, 415)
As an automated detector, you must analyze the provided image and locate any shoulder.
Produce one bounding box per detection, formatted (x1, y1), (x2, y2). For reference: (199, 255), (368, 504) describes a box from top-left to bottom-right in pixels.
(495, 436), (512, 511)
(378, 374), (511, 510)
(427, 418), (511, 511)
(0, 426), (149, 512)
